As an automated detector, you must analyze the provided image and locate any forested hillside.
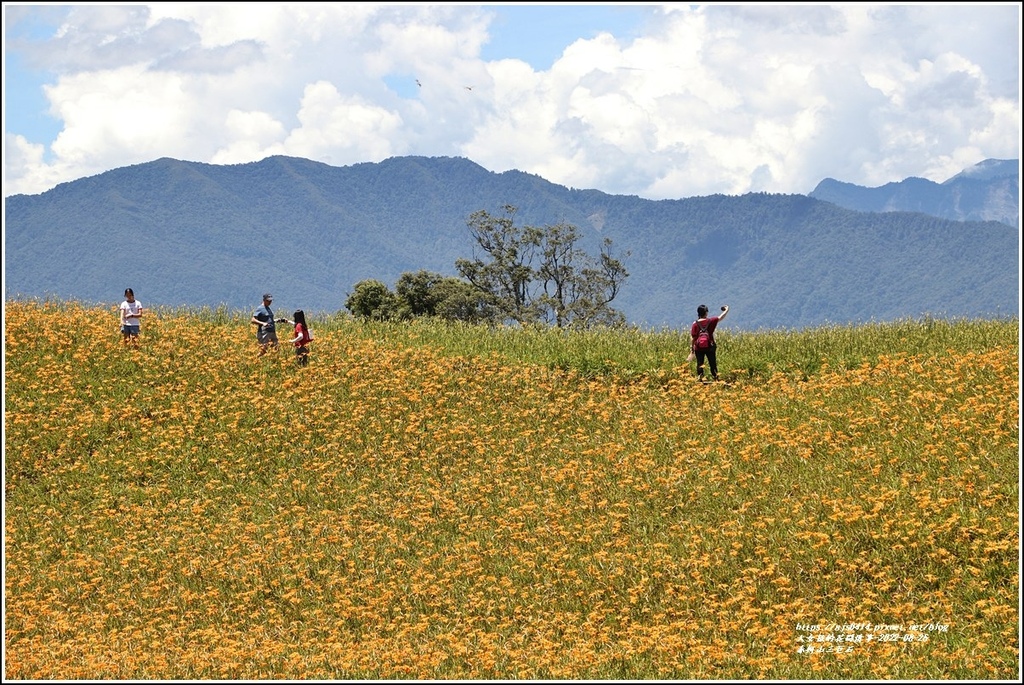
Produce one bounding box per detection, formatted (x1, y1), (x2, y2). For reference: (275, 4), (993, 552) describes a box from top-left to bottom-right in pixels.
(4, 155), (1018, 330)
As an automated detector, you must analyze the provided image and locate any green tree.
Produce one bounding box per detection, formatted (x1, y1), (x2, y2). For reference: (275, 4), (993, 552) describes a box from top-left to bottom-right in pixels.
(395, 270), (499, 324)
(456, 205), (538, 324)
(345, 279), (398, 320)
(432, 277), (499, 324)
(456, 205), (629, 328)
(394, 270), (450, 319)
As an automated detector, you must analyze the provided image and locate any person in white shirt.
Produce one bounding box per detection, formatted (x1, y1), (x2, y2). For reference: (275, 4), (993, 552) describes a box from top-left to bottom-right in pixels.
(119, 288), (144, 344)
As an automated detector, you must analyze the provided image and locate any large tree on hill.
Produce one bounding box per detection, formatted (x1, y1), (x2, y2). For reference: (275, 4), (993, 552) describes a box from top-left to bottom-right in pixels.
(455, 205), (629, 328)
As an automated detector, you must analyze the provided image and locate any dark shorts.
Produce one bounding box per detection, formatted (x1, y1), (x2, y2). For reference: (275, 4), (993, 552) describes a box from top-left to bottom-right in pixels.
(257, 329), (278, 345)
(121, 324), (140, 336)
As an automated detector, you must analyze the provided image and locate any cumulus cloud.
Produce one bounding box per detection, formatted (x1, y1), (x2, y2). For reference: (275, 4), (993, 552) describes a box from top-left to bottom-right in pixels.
(211, 110), (287, 165)
(3, 3), (1019, 199)
(283, 81), (404, 164)
(4, 134), (47, 189)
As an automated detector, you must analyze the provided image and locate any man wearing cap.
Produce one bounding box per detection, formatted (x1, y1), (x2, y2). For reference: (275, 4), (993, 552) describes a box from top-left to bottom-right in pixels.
(251, 292), (284, 355)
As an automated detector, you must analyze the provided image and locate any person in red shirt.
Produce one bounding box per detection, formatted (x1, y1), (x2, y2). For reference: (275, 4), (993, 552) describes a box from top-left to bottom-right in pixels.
(690, 303), (729, 382)
(288, 309), (313, 367)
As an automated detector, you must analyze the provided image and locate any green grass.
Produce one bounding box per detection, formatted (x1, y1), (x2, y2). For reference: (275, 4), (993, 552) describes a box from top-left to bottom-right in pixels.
(239, 306), (1019, 381)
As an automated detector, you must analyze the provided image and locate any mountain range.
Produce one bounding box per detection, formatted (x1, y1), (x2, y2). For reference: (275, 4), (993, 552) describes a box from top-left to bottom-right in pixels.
(3, 155), (1019, 331)
(810, 158), (1018, 227)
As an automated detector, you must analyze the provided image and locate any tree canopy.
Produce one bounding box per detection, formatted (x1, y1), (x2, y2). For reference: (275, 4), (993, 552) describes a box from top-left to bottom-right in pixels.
(455, 205), (629, 328)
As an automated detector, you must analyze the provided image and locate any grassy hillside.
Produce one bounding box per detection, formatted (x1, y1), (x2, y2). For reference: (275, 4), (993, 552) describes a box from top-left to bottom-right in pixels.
(4, 300), (1019, 679)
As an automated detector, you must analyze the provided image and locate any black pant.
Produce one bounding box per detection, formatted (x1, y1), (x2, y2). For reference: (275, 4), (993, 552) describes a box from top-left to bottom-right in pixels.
(696, 346), (717, 380)
(296, 346), (309, 366)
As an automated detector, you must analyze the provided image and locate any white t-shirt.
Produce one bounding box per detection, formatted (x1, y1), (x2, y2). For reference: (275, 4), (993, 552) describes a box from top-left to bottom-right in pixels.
(120, 300), (143, 325)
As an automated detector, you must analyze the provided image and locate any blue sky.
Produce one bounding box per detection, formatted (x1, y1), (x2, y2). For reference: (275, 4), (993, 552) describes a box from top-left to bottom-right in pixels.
(3, 3), (1020, 199)
(480, 4), (647, 67)
(4, 4), (66, 145)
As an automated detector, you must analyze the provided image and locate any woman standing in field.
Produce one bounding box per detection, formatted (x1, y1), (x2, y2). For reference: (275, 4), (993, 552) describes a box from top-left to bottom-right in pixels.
(289, 310), (313, 367)
(119, 288), (143, 345)
(690, 303), (729, 381)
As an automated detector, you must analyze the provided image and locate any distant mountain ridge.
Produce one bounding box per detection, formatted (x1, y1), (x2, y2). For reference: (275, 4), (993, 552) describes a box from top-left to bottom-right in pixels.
(4, 155), (1019, 331)
(810, 158), (1018, 226)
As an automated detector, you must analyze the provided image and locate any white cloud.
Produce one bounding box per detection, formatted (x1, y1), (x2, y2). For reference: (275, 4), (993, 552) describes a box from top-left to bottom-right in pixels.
(211, 110), (287, 165)
(4, 134), (49, 195)
(282, 81), (403, 164)
(46, 65), (195, 164)
(3, 3), (1019, 198)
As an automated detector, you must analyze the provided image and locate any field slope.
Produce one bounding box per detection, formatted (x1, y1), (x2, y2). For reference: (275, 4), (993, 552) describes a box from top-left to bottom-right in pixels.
(4, 301), (1019, 679)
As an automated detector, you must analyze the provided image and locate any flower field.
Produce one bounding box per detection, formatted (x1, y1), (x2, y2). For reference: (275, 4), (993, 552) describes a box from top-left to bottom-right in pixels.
(4, 300), (1019, 679)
